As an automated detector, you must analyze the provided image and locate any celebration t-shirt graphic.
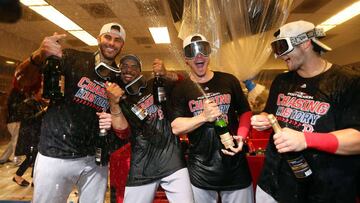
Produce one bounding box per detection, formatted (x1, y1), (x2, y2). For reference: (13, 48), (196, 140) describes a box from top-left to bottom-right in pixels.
(73, 77), (109, 112)
(188, 92), (231, 122)
(275, 91), (330, 132)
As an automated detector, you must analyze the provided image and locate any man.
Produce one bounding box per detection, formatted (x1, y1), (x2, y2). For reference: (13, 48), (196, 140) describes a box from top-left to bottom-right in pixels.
(0, 87), (26, 165)
(106, 54), (194, 203)
(251, 20), (360, 203)
(14, 23), (125, 203)
(170, 34), (254, 203)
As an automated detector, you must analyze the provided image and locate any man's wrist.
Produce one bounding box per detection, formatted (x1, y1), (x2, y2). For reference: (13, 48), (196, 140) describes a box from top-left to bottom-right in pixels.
(29, 53), (43, 67)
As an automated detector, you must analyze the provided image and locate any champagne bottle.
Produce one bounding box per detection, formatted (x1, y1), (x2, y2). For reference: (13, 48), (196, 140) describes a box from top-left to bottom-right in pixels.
(42, 56), (64, 101)
(131, 104), (148, 121)
(153, 73), (166, 105)
(267, 114), (312, 179)
(214, 117), (235, 149)
(95, 128), (109, 166)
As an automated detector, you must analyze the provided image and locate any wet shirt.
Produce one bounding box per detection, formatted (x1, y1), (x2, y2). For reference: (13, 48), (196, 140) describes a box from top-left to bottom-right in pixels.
(120, 79), (186, 186)
(259, 65), (360, 202)
(39, 49), (111, 158)
(171, 71), (252, 190)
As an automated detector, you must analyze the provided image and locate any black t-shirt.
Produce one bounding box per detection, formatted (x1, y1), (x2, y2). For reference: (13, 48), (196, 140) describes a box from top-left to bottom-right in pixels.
(259, 65), (360, 202)
(171, 71), (252, 190)
(39, 49), (111, 158)
(120, 78), (186, 186)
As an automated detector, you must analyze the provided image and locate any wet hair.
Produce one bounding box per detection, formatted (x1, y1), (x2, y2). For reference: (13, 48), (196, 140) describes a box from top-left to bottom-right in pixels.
(191, 35), (203, 42)
(111, 25), (121, 32)
(311, 40), (322, 54)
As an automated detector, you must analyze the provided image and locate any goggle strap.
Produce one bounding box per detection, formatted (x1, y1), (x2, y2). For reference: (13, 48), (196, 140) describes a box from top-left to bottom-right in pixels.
(290, 28), (326, 45)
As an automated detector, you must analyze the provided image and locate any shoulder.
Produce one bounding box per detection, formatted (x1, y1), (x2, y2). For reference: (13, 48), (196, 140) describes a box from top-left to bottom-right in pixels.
(213, 71), (236, 79)
(212, 71), (240, 84)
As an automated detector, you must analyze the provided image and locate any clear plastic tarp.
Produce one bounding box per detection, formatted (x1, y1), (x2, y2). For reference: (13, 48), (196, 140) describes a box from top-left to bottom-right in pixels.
(179, 0), (293, 80)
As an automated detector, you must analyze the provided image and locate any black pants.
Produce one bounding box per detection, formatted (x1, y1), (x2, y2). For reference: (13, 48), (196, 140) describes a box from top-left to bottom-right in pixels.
(15, 150), (37, 177)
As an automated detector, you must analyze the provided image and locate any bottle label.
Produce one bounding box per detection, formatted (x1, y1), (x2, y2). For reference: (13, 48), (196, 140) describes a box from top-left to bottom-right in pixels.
(95, 148), (101, 162)
(287, 155), (312, 178)
(219, 132), (235, 149)
(157, 87), (166, 102)
(131, 105), (148, 120)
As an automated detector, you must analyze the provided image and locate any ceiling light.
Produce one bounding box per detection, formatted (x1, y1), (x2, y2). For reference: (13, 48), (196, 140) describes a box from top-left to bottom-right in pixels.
(149, 27), (171, 44)
(29, 6), (82, 31)
(20, 0), (97, 46)
(68, 30), (98, 46)
(5, 61), (15, 65)
(20, 0), (48, 6)
(317, 1), (360, 32)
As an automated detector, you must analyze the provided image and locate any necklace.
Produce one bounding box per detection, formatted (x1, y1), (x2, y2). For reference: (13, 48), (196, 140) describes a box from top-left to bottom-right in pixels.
(321, 60), (328, 74)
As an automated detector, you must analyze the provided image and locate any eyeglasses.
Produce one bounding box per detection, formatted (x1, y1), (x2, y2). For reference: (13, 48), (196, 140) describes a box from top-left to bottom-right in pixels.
(120, 63), (140, 72)
(271, 28), (326, 57)
(184, 41), (211, 59)
(124, 75), (147, 95)
(94, 62), (121, 81)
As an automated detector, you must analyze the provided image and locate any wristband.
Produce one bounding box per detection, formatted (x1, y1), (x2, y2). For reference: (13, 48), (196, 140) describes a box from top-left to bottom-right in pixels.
(304, 132), (339, 153)
(237, 111), (252, 139)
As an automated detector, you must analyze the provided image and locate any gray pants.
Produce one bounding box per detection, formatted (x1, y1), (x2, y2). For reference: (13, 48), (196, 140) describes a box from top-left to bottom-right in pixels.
(255, 185), (278, 203)
(0, 122), (20, 163)
(124, 168), (194, 203)
(32, 152), (108, 203)
(191, 183), (254, 203)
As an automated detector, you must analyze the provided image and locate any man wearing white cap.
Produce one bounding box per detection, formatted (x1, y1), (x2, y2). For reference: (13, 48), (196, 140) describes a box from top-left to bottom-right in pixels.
(171, 34), (254, 203)
(252, 20), (360, 202)
(14, 22), (128, 203)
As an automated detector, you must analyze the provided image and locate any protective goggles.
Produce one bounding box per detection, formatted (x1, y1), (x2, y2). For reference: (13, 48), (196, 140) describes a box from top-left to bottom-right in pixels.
(184, 41), (211, 59)
(95, 62), (121, 81)
(125, 75), (147, 95)
(271, 28), (326, 57)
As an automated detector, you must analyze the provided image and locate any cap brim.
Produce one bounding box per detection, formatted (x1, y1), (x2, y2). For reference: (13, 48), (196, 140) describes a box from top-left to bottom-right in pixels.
(312, 38), (332, 52)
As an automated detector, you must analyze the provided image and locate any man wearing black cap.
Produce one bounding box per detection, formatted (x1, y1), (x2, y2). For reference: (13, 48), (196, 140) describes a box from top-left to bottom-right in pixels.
(251, 20), (360, 202)
(105, 54), (194, 203)
(171, 33), (254, 203)
(14, 22), (127, 203)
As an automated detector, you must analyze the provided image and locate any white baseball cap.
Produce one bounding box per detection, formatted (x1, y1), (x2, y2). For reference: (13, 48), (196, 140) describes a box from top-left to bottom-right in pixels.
(275, 20), (331, 52)
(183, 33), (209, 48)
(99, 22), (126, 42)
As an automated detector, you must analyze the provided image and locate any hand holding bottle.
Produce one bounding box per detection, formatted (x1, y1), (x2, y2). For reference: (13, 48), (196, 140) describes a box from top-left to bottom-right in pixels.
(105, 82), (126, 105)
(200, 100), (222, 122)
(251, 114), (272, 131)
(268, 114), (312, 179)
(152, 58), (166, 76)
(96, 112), (112, 130)
(273, 127), (307, 153)
(221, 135), (245, 156)
(32, 32), (67, 65)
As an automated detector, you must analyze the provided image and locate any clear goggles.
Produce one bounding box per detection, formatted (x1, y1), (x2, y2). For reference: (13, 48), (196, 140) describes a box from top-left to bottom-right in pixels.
(125, 75), (147, 95)
(95, 62), (121, 81)
(271, 28), (326, 57)
(184, 41), (211, 59)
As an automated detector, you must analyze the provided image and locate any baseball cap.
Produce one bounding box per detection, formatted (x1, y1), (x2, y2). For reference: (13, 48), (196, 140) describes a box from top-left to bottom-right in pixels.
(99, 22), (126, 42)
(183, 34), (211, 59)
(120, 54), (142, 71)
(183, 33), (209, 48)
(273, 20), (331, 56)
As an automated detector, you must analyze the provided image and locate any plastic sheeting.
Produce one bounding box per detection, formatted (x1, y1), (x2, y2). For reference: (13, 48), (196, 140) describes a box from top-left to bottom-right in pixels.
(178, 0), (293, 80)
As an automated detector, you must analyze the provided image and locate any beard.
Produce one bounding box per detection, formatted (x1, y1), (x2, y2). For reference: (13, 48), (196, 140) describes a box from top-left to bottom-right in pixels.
(99, 44), (120, 61)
